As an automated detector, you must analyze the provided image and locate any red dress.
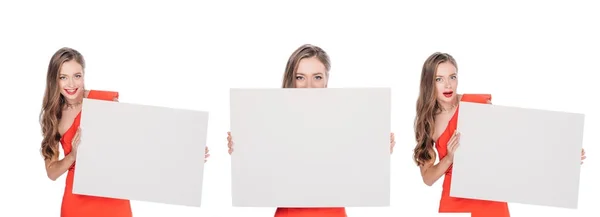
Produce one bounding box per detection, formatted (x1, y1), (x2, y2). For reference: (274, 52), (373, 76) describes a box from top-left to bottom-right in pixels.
(274, 208), (347, 217)
(59, 90), (132, 217)
(435, 94), (510, 217)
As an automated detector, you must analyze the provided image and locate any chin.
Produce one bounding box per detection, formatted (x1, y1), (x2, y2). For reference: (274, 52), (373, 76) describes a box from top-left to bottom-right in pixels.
(437, 95), (455, 104)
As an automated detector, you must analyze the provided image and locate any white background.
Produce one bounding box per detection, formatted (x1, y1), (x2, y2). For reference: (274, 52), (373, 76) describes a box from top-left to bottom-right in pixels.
(0, 0), (597, 217)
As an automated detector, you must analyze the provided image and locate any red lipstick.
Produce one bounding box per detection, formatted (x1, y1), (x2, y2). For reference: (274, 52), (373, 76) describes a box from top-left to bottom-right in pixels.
(443, 91), (453, 98)
(65, 88), (78, 95)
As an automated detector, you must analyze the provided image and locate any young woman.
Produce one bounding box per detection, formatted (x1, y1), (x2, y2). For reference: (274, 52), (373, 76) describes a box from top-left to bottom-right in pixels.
(412, 52), (587, 217)
(226, 44), (396, 217)
(39, 47), (210, 217)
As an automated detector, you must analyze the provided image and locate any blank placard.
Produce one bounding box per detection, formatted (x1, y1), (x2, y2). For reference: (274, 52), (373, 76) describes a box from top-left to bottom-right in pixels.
(73, 98), (209, 207)
(230, 88), (391, 207)
(451, 102), (584, 209)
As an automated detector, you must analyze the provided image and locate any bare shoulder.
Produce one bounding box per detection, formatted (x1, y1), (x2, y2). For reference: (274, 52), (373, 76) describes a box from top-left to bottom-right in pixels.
(58, 109), (78, 136)
(432, 112), (452, 141)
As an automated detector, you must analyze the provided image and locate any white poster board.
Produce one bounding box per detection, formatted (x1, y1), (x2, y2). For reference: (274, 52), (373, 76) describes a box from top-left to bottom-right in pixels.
(229, 88), (391, 207)
(73, 98), (209, 207)
(451, 101), (584, 209)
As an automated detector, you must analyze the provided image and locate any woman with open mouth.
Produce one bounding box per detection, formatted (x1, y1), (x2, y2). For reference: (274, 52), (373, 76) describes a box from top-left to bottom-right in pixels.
(412, 52), (587, 217)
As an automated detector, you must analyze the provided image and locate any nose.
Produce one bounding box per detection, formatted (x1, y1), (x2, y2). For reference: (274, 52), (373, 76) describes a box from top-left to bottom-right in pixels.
(444, 79), (452, 88)
(67, 77), (75, 87)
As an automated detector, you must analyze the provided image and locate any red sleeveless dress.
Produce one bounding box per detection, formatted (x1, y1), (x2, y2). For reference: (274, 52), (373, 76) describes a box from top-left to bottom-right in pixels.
(435, 94), (510, 217)
(59, 90), (132, 217)
(274, 207), (347, 217)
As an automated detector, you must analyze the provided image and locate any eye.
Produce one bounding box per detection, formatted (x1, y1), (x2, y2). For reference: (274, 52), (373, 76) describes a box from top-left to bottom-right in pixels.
(295, 76), (304, 80)
(315, 75), (322, 80)
(59, 76), (67, 80)
(435, 77), (442, 82)
(450, 75), (457, 80)
(75, 74), (82, 78)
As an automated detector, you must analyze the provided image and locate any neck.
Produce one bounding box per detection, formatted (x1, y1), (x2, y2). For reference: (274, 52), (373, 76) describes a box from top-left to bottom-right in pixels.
(65, 95), (84, 109)
(438, 97), (458, 112)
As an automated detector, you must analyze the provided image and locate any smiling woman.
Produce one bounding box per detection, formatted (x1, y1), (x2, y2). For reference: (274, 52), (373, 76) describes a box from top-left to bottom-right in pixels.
(39, 47), (211, 217)
(39, 47), (132, 217)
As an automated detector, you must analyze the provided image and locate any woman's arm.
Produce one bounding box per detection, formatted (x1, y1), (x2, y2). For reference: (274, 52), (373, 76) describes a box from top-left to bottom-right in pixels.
(44, 152), (76, 181)
(45, 127), (82, 181)
(419, 131), (460, 186)
(419, 150), (453, 186)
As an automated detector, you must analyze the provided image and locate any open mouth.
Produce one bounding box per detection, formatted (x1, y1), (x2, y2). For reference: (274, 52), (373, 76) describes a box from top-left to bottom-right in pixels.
(443, 91), (453, 98)
(64, 88), (78, 95)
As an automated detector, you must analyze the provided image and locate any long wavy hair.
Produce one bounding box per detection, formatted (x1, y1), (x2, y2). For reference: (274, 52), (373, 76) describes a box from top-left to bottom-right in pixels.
(281, 44), (331, 88)
(39, 47), (85, 161)
(413, 52), (457, 166)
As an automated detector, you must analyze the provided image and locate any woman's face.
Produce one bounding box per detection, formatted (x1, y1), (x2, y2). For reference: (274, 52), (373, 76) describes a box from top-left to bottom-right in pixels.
(58, 60), (85, 101)
(294, 57), (328, 88)
(434, 61), (458, 104)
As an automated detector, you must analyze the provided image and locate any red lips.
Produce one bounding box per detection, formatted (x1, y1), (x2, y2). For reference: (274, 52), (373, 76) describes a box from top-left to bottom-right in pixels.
(65, 88), (78, 95)
(443, 91), (453, 98)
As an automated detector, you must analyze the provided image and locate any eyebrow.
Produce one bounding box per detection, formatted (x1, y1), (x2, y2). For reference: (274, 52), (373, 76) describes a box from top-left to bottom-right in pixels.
(60, 72), (83, 76)
(296, 72), (324, 76)
(436, 73), (457, 77)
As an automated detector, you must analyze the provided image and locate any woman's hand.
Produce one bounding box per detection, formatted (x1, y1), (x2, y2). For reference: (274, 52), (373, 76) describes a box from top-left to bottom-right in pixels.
(390, 132), (396, 154)
(227, 132), (234, 155)
(581, 148), (586, 165)
(71, 127), (82, 159)
(205, 146), (210, 163)
(446, 130), (460, 162)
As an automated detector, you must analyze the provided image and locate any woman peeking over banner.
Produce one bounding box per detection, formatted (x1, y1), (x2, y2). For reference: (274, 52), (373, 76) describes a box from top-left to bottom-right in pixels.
(226, 44), (395, 217)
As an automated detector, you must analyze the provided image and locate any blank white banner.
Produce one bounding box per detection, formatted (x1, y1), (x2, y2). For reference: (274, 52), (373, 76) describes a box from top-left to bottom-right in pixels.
(229, 88), (391, 207)
(451, 102), (584, 209)
(73, 98), (209, 207)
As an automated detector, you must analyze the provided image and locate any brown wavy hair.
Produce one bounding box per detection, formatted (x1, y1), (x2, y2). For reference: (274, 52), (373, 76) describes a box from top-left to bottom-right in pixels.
(413, 52), (457, 166)
(39, 47), (85, 161)
(281, 44), (331, 88)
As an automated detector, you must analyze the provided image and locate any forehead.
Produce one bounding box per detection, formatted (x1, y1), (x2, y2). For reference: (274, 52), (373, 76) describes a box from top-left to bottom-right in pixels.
(296, 57), (326, 75)
(60, 60), (83, 75)
(435, 61), (456, 76)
